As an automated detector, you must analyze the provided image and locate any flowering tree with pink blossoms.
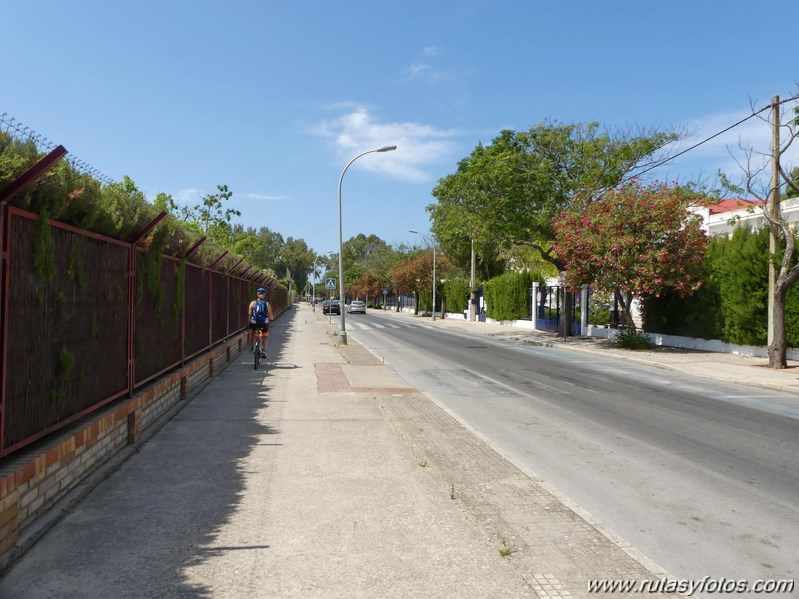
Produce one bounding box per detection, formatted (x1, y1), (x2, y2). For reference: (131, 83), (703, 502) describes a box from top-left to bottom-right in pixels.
(552, 181), (708, 331)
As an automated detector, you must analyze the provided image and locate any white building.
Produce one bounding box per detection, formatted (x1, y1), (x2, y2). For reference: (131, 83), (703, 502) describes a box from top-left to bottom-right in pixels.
(692, 197), (799, 236)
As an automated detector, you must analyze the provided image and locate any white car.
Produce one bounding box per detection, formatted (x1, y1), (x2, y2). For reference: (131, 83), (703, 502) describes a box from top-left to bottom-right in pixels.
(347, 300), (366, 314)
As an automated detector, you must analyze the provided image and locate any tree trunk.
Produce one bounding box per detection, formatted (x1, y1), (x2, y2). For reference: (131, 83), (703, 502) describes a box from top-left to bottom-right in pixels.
(621, 292), (636, 331)
(768, 284), (788, 369)
(560, 287), (573, 337)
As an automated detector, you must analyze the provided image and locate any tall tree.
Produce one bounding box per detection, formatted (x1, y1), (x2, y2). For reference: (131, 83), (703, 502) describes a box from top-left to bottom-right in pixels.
(427, 202), (505, 280)
(552, 181), (708, 331)
(341, 234), (400, 298)
(721, 96), (799, 367)
(431, 122), (679, 269)
(342, 234), (391, 271)
(431, 121), (679, 333)
(391, 252), (433, 315)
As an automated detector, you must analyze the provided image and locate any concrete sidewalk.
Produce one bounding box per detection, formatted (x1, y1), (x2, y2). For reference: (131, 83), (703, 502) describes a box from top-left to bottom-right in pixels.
(2, 304), (705, 598)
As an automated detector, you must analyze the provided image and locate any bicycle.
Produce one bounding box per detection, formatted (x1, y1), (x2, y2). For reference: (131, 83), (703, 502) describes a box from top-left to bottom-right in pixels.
(253, 328), (268, 370)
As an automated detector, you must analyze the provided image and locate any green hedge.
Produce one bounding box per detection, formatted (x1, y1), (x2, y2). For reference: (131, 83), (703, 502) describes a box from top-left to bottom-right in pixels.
(483, 271), (542, 321)
(641, 225), (799, 346)
(442, 278), (470, 313)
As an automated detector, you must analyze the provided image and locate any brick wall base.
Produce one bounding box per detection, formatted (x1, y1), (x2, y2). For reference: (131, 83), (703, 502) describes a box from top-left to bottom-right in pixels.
(0, 331), (248, 574)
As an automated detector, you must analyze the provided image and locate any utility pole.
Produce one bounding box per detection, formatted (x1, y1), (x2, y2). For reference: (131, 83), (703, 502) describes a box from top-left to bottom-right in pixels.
(469, 235), (477, 321)
(768, 95), (781, 345)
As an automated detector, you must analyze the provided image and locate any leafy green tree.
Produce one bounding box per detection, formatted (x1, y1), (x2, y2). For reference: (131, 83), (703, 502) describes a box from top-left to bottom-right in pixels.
(427, 202), (505, 281)
(552, 181), (708, 331)
(342, 234), (391, 273)
(785, 166), (799, 199)
(254, 227), (285, 270)
(430, 122), (679, 271)
(431, 121), (678, 334)
(275, 237), (314, 292)
(168, 184), (240, 249)
(228, 225), (262, 263)
(341, 234), (401, 297)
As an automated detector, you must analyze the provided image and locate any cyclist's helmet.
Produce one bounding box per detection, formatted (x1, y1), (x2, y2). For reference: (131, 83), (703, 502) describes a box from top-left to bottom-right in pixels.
(257, 287), (266, 293)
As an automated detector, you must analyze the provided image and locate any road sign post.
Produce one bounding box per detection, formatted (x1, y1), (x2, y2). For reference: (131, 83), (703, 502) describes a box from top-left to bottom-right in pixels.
(325, 279), (336, 324)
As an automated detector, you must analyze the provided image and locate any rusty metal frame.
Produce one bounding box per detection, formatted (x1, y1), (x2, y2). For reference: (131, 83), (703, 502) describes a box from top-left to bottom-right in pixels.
(1, 146), (69, 456)
(127, 212), (168, 396)
(208, 251), (228, 270)
(131, 252), (185, 390)
(0, 145), (68, 204)
(0, 200), (287, 456)
(183, 236), (206, 259)
(129, 211), (167, 245)
(226, 258), (244, 274)
(0, 207), (130, 457)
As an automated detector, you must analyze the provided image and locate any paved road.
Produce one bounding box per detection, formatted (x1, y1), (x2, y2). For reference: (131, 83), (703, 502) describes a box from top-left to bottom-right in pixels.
(348, 310), (799, 594)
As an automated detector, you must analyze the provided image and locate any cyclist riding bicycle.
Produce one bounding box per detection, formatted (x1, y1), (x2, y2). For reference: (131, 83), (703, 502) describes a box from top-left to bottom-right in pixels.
(248, 287), (274, 357)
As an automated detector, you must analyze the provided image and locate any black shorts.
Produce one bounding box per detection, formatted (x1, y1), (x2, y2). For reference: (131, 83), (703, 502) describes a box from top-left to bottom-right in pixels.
(249, 322), (269, 332)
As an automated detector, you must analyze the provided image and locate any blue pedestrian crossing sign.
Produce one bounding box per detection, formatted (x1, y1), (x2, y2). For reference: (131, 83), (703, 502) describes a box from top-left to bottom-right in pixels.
(325, 278), (336, 289)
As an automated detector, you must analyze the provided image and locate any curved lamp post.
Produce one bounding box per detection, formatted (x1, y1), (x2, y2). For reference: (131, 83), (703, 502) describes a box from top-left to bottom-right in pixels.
(409, 229), (437, 321)
(337, 145), (397, 345)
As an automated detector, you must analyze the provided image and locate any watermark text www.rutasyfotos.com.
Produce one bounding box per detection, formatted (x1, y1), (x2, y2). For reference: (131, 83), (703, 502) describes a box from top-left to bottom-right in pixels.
(588, 577), (795, 595)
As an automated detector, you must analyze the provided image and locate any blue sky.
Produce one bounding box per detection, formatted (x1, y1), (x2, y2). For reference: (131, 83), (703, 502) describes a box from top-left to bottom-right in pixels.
(3, 1), (798, 255)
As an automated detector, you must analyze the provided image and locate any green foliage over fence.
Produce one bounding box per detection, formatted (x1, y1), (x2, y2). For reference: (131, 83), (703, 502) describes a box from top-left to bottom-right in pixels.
(1, 131), (252, 273)
(483, 270), (542, 321)
(641, 225), (799, 346)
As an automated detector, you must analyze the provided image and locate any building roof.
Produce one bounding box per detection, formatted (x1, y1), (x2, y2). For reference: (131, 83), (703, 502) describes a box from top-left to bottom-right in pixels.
(707, 198), (762, 215)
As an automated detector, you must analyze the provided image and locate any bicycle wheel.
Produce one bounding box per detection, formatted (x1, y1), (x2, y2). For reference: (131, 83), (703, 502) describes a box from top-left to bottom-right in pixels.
(254, 338), (260, 370)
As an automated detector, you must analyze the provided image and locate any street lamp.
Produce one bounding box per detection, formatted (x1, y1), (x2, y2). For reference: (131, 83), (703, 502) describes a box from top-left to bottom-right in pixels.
(409, 229), (437, 321)
(337, 145), (397, 345)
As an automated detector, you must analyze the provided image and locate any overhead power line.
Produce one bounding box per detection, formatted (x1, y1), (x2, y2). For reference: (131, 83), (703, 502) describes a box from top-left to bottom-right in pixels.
(635, 93), (799, 180)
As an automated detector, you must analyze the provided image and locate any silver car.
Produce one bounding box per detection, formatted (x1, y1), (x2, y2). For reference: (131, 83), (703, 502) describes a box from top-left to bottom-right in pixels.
(347, 300), (366, 314)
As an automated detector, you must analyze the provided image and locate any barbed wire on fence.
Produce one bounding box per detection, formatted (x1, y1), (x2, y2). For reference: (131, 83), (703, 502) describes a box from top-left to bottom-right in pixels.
(0, 112), (116, 186)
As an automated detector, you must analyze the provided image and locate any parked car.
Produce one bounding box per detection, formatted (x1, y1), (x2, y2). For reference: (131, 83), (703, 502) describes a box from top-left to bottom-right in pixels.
(347, 300), (366, 314)
(322, 300), (340, 315)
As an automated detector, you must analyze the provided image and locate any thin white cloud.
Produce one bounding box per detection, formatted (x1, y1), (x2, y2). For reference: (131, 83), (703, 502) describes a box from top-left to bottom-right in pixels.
(405, 63), (431, 80)
(661, 102), (799, 189)
(240, 192), (287, 201)
(169, 188), (286, 208)
(395, 46), (465, 86)
(173, 188), (204, 205)
(313, 106), (460, 183)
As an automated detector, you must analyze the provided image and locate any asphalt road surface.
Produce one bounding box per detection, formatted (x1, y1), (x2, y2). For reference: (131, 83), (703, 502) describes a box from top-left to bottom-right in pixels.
(347, 311), (799, 596)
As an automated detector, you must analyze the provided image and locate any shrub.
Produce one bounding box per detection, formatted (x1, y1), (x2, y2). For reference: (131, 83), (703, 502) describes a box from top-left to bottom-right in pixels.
(616, 326), (652, 349)
(483, 271), (542, 321)
(442, 277), (469, 313)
